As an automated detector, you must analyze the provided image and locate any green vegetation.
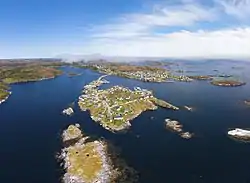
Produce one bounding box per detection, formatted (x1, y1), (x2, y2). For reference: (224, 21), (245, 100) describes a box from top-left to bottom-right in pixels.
(0, 61), (63, 104)
(0, 66), (62, 84)
(151, 97), (179, 110)
(75, 62), (192, 82)
(0, 82), (10, 101)
(78, 76), (178, 132)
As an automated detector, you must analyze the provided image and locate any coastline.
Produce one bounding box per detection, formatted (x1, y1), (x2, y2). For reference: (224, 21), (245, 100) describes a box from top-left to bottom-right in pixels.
(0, 91), (11, 105)
(6, 76), (58, 85)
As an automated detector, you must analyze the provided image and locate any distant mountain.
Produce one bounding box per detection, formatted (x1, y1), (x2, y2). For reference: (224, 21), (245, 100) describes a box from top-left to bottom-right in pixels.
(55, 53), (166, 63)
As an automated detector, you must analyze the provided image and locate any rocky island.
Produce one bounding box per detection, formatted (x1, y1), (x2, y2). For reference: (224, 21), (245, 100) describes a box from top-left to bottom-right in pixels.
(67, 72), (83, 77)
(165, 119), (183, 132)
(228, 128), (250, 142)
(78, 75), (179, 132)
(211, 80), (246, 87)
(62, 107), (74, 116)
(244, 100), (250, 106)
(59, 124), (137, 183)
(184, 106), (194, 111)
(165, 118), (193, 139)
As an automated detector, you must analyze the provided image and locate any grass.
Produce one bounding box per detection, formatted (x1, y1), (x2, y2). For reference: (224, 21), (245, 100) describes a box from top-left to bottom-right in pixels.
(67, 142), (103, 183)
(0, 82), (10, 101)
(65, 125), (82, 140)
(0, 90), (9, 100)
(79, 86), (158, 131)
(1, 66), (62, 84)
(0, 65), (62, 102)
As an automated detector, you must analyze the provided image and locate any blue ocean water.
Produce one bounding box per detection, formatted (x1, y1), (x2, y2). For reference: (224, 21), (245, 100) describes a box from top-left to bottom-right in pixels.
(1, 61), (250, 183)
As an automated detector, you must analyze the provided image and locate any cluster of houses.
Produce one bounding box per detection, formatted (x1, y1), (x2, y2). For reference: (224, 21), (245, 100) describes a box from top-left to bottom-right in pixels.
(87, 64), (193, 83)
(78, 76), (156, 129)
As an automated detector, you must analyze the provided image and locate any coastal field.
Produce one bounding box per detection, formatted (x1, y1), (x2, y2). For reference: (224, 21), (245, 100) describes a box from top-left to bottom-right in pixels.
(0, 59), (64, 103)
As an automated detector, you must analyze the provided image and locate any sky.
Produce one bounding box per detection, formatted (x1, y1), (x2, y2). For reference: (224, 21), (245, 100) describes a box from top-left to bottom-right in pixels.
(0, 0), (250, 59)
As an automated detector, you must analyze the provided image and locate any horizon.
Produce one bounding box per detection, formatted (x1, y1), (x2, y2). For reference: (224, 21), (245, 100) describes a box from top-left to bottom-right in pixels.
(0, 0), (250, 59)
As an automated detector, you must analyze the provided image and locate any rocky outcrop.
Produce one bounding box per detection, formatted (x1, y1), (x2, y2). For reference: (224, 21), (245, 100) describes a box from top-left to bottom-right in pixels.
(58, 124), (138, 183)
(62, 107), (74, 116)
(62, 124), (82, 143)
(228, 128), (250, 141)
(165, 118), (193, 139)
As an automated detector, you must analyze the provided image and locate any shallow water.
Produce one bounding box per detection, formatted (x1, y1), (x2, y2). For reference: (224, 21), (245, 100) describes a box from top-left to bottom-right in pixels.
(1, 61), (250, 183)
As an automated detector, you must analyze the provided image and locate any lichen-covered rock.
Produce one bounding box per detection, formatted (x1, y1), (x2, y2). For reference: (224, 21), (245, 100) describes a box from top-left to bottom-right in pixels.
(62, 124), (82, 143)
(62, 107), (74, 116)
(59, 124), (138, 183)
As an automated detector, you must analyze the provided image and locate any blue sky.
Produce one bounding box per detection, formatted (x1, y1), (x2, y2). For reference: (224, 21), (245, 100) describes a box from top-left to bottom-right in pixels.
(0, 0), (250, 58)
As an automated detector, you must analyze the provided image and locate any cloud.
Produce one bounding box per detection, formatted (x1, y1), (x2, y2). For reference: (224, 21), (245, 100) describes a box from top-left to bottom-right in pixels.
(85, 27), (250, 59)
(218, 0), (250, 20)
(83, 0), (250, 58)
(90, 2), (217, 39)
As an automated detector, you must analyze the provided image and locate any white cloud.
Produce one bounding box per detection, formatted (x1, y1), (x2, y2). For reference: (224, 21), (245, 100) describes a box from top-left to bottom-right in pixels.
(83, 0), (250, 58)
(90, 2), (217, 39)
(129, 4), (216, 27)
(218, 0), (250, 20)
(84, 27), (250, 59)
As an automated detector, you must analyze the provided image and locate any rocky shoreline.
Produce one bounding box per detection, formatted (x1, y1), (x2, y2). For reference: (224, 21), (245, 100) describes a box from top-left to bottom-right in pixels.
(59, 124), (115, 183)
(62, 107), (74, 116)
(58, 124), (137, 183)
(165, 118), (193, 139)
(228, 128), (250, 142)
(0, 91), (11, 105)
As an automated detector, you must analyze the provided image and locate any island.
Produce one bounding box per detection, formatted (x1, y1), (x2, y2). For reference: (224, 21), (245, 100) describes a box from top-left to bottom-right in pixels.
(165, 119), (183, 132)
(244, 100), (250, 106)
(0, 59), (63, 105)
(180, 132), (193, 139)
(67, 72), (82, 77)
(62, 107), (74, 116)
(228, 128), (250, 142)
(165, 118), (193, 139)
(58, 124), (137, 183)
(76, 61), (192, 82)
(78, 75), (179, 132)
(211, 80), (246, 87)
(184, 106), (194, 111)
(188, 75), (213, 80)
(218, 74), (232, 78)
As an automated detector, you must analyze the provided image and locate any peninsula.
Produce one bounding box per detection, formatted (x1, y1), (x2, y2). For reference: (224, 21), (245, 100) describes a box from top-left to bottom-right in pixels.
(78, 75), (179, 132)
(59, 124), (137, 183)
(76, 61), (192, 82)
(0, 82), (11, 104)
(0, 59), (63, 105)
